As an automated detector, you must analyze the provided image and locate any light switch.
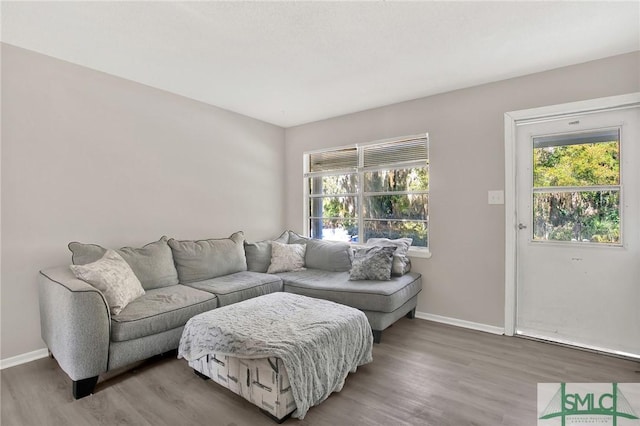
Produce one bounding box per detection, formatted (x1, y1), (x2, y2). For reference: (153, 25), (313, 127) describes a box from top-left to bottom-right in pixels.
(488, 190), (504, 205)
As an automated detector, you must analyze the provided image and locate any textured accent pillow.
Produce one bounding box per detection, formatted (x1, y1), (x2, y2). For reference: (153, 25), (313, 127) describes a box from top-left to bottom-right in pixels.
(244, 231), (289, 273)
(267, 242), (306, 273)
(349, 246), (397, 281)
(168, 231), (247, 283)
(68, 237), (179, 290)
(366, 237), (413, 276)
(70, 249), (145, 315)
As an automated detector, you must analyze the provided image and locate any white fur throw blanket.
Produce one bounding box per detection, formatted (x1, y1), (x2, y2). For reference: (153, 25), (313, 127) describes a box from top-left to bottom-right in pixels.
(178, 292), (373, 419)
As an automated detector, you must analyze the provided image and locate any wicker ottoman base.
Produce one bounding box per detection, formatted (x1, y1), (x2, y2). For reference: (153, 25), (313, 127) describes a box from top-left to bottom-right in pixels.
(189, 353), (296, 422)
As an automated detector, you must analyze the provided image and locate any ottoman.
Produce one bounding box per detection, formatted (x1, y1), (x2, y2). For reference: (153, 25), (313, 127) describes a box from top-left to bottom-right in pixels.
(178, 292), (373, 421)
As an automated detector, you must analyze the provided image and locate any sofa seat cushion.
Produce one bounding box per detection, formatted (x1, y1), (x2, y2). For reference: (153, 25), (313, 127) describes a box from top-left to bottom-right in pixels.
(111, 285), (217, 342)
(184, 271), (283, 307)
(278, 269), (422, 313)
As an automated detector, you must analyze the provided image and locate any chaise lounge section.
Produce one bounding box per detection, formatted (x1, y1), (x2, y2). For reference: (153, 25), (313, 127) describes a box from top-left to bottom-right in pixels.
(278, 269), (421, 343)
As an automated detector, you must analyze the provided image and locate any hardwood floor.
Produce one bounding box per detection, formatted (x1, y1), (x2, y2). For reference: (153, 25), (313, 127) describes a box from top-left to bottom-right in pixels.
(2, 318), (638, 425)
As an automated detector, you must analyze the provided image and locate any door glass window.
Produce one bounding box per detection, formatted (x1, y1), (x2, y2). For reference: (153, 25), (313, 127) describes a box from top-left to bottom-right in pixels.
(532, 129), (621, 244)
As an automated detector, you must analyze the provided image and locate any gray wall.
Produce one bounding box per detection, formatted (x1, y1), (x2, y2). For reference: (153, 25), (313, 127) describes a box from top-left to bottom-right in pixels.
(284, 52), (640, 329)
(1, 44), (286, 359)
(2, 43), (638, 361)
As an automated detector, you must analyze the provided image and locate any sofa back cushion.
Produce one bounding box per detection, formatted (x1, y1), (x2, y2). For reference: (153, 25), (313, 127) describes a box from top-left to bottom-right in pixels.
(68, 236), (179, 290)
(288, 232), (352, 272)
(244, 231), (289, 273)
(168, 231), (247, 283)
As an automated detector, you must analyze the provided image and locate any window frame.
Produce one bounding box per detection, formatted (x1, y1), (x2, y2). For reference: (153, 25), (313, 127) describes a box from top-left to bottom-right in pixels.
(303, 134), (431, 258)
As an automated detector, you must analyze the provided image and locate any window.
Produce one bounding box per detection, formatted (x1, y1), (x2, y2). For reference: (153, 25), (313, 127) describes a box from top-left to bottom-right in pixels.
(304, 134), (429, 250)
(532, 128), (621, 244)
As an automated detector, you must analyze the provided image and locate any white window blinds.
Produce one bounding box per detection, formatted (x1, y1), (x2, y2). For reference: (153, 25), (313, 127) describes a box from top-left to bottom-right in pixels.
(308, 148), (358, 173)
(308, 136), (428, 174)
(363, 137), (428, 168)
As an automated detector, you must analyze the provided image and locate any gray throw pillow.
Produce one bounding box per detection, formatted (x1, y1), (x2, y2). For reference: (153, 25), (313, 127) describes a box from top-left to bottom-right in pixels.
(168, 231), (247, 283)
(244, 240), (272, 273)
(244, 231), (289, 273)
(304, 239), (353, 272)
(68, 236), (179, 290)
(366, 237), (413, 276)
(287, 232), (352, 272)
(349, 246), (396, 281)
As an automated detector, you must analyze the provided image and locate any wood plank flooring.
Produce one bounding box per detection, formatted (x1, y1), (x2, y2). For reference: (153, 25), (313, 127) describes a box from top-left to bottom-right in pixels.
(2, 318), (639, 425)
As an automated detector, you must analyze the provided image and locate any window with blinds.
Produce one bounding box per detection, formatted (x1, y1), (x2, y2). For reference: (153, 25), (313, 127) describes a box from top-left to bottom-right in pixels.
(304, 134), (429, 248)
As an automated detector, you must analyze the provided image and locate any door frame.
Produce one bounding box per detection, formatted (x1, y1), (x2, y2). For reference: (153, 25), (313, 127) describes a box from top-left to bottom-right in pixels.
(503, 92), (640, 336)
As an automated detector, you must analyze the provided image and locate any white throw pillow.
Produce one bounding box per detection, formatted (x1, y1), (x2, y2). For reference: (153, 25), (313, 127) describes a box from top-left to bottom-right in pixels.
(267, 242), (306, 273)
(70, 249), (145, 315)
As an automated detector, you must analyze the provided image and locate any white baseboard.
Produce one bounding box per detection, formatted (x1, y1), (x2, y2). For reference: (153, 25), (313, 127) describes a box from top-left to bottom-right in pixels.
(415, 311), (505, 335)
(0, 348), (49, 370)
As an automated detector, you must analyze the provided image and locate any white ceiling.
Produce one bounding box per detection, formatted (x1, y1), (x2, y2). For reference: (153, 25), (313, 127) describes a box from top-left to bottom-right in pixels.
(2, 1), (639, 128)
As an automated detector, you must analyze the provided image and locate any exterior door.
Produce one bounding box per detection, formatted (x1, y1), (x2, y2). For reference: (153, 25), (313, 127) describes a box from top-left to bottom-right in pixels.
(515, 106), (640, 358)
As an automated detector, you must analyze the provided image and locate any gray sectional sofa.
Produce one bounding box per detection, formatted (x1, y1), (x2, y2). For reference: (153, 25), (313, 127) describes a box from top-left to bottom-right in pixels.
(38, 231), (422, 399)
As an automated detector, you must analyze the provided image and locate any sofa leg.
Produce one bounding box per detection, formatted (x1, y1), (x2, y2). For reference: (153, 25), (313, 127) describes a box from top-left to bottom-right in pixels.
(372, 330), (382, 344)
(72, 376), (99, 399)
(406, 308), (416, 319)
(193, 369), (210, 381)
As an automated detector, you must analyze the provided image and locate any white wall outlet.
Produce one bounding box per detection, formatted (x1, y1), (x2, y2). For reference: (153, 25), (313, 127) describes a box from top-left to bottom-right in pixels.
(488, 190), (504, 205)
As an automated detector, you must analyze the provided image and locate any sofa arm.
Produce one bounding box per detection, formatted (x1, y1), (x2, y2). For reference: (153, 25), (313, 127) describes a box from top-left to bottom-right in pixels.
(38, 267), (110, 382)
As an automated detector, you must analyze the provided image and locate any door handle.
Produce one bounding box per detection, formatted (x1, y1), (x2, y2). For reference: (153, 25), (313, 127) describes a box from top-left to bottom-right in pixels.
(518, 223), (527, 230)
